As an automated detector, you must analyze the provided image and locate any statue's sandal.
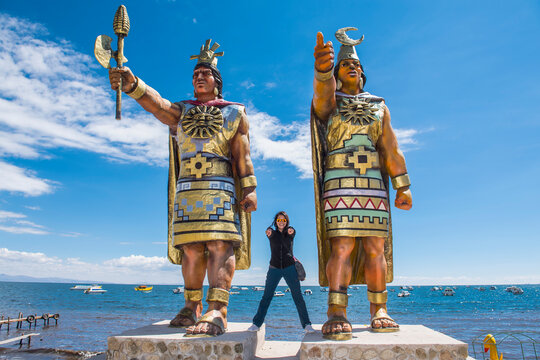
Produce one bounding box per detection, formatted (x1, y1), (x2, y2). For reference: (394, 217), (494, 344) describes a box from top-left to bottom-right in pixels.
(184, 288), (229, 338)
(170, 288), (203, 328)
(368, 290), (399, 333)
(322, 291), (353, 341)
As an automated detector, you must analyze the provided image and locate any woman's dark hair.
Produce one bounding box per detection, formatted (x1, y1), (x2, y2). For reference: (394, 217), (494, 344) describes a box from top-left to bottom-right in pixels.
(272, 211), (290, 230)
(334, 60), (367, 91)
(194, 63), (223, 99)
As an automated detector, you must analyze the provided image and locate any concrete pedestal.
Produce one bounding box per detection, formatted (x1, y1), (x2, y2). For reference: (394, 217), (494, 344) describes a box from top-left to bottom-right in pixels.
(299, 325), (468, 360)
(106, 322), (469, 360)
(107, 321), (264, 360)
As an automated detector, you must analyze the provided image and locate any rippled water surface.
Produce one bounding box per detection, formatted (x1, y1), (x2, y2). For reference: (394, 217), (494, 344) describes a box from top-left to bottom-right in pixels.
(0, 282), (538, 359)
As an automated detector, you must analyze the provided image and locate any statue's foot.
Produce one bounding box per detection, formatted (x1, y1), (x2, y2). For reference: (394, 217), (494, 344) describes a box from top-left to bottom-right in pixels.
(370, 308), (399, 333)
(322, 314), (352, 340)
(169, 306), (198, 327)
(185, 309), (226, 337)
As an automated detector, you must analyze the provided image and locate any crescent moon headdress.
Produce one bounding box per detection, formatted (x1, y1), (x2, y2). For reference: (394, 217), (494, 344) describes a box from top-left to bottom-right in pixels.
(335, 27), (364, 65)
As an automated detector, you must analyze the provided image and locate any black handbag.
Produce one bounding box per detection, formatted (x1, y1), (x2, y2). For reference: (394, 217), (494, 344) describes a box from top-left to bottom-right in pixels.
(294, 257), (306, 281)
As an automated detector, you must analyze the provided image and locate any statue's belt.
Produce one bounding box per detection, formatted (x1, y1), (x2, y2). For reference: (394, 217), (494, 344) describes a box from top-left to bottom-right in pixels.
(326, 148), (380, 174)
(180, 155), (232, 179)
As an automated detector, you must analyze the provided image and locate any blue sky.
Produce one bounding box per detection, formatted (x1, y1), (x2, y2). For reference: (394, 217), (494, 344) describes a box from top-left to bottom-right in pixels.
(0, 0), (539, 285)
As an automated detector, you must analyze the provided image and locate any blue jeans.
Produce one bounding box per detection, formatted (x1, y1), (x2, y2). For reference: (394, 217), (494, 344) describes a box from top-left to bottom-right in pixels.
(252, 264), (311, 328)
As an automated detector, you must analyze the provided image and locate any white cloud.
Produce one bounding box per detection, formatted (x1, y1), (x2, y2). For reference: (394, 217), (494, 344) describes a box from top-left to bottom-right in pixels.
(25, 205), (41, 211)
(0, 14), (169, 195)
(240, 80), (255, 89)
(0, 161), (54, 196)
(0, 209), (49, 234)
(264, 82), (277, 89)
(0, 247), (179, 284)
(192, 18), (197, 24)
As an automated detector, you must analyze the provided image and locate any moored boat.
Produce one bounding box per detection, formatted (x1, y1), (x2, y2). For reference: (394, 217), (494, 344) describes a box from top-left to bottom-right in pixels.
(274, 291), (285, 297)
(397, 290), (410, 297)
(135, 285), (153, 292)
(443, 287), (455, 296)
(71, 284), (100, 290)
(172, 287), (184, 294)
(303, 289), (312, 295)
(84, 286), (107, 294)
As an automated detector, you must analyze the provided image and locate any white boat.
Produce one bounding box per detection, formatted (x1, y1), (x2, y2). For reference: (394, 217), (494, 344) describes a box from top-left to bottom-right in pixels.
(431, 286), (441, 291)
(240, 287), (249, 290)
(70, 284), (100, 290)
(490, 286), (497, 290)
(303, 289), (312, 295)
(274, 291), (285, 297)
(477, 287), (486, 291)
(320, 287), (329, 292)
(84, 286), (107, 294)
(285, 288), (290, 293)
(253, 286), (265, 291)
(397, 290), (410, 297)
(443, 287), (455, 296)
(172, 287), (184, 294)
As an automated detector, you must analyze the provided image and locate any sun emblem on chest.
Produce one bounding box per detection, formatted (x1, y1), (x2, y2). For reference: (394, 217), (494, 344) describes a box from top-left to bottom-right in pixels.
(181, 105), (224, 138)
(339, 97), (379, 126)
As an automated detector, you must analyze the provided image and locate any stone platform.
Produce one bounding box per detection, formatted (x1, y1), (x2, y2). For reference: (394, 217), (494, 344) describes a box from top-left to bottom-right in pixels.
(300, 325), (468, 360)
(107, 321), (265, 360)
(106, 322), (469, 360)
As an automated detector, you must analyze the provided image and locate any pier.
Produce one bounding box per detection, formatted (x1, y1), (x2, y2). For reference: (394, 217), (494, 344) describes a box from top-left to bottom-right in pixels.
(0, 312), (59, 331)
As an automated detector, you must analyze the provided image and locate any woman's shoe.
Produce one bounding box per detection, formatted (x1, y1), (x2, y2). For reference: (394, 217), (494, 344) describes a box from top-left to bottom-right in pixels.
(247, 324), (260, 331)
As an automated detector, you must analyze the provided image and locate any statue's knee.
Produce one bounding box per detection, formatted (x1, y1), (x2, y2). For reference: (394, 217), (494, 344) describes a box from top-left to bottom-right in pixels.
(182, 243), (205, 257)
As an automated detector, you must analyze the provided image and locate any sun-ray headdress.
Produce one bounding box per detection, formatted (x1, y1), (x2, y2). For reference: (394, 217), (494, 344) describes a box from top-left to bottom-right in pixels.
(189, 39), (224, 67)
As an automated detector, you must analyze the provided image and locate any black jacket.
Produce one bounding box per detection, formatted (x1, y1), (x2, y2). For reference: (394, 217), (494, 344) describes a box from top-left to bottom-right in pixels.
(267, 227), (296, 269)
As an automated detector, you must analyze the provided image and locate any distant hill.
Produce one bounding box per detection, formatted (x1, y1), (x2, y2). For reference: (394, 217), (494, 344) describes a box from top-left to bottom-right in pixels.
(0, 273), (96, 284)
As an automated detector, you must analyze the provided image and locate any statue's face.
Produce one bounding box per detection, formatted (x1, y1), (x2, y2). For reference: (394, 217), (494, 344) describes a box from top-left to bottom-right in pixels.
(337, 59), (362, 89)
(276, 215), (287, 231)
(192, 67), (216, 98)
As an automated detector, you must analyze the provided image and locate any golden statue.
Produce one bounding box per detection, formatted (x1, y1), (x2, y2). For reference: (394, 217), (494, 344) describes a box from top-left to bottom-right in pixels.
(107, 37), (257, 337)
(311, 27), (412, 339)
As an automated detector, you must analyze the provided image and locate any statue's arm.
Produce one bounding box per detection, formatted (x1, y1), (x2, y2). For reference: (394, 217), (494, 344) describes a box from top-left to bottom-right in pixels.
(312, 32), (337, 121)
(230, 109), (257, 212)
(378, 104), (413, 210)
(109, 67), (181, 129)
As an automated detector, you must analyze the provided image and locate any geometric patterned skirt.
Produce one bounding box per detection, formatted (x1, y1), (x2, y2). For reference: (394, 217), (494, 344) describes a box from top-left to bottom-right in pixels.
(172, 176), (242, 246)
(323, 169), (389, 239)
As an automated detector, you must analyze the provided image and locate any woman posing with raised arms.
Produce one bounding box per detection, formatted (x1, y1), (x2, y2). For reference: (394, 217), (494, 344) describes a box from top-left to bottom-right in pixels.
(248, 211), (314, 333)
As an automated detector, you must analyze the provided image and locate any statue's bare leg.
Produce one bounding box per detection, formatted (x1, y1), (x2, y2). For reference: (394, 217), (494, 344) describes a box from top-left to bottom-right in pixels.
(362, 236), (398, 330)
(170, 243), (206, 327)
(322, 236), (354, 337)
(187, 240), (235, 336)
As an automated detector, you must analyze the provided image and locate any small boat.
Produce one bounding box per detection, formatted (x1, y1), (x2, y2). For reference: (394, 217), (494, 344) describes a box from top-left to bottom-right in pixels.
(230, 291), (240, 295)
(84, 286), (107, 294)
(303, 289), (312, 295)
(240, 287), (249, 290)
(274, 291), (285, 297)
(490, 286), (497, 290)
(253, 286), (265, 291)
(172, 287), (184, 294)
(71, 284), (100, 290)
(397, 290), (410, 297)
(400, 286), (414, 291)
(431, 286), (441, 291)
(231, 286), (239, 290)
(135, 285), (153, 292)
(320, 287), (329, 292)
(478, 287), (486, 291)
(443, 287), (455, 296)
(285, 288), (290, 293)
(511, 287), (524, 295)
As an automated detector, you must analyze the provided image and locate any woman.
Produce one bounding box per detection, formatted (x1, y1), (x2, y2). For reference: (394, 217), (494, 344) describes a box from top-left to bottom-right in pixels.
(248, 211), (314, 333)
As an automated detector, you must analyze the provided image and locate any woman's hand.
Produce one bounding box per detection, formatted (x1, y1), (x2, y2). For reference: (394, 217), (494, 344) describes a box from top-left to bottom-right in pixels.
(287, 227), (294, 235)
(265, 228), (272, 237)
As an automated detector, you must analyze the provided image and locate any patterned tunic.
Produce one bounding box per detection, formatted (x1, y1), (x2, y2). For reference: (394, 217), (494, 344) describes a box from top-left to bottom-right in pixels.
(323, 92), (389, 239)
(171, 101), (245, 246)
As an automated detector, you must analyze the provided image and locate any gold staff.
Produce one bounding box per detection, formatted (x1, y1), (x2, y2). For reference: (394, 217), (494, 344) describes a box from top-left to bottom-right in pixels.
(94, 5), (130, 120)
